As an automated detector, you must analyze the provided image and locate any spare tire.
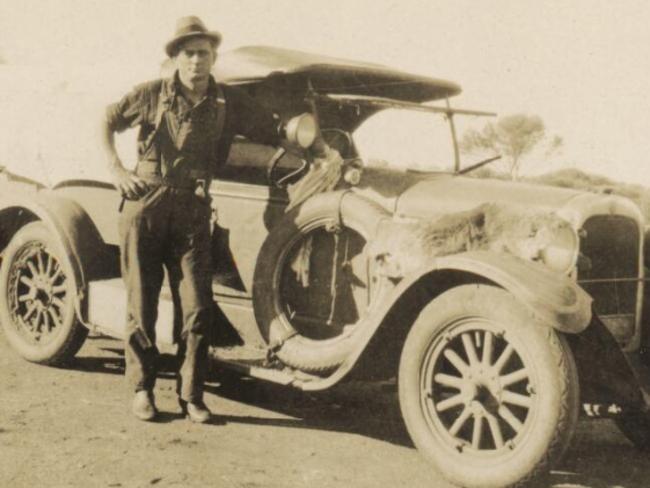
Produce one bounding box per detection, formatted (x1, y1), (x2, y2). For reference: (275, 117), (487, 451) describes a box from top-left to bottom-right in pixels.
(252, 191), (389, 374)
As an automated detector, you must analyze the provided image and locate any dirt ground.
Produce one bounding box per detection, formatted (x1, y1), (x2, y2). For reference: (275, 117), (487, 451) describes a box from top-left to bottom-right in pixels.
(1, 332), (649, 488)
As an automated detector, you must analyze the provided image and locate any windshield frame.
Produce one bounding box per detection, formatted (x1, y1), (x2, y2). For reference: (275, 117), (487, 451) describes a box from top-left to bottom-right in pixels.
(309, 93), (497, 173)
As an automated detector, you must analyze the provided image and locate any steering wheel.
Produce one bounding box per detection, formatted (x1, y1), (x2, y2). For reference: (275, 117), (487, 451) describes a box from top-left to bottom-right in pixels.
(321, 129), (355, 158)
(266, 128), (354, 188)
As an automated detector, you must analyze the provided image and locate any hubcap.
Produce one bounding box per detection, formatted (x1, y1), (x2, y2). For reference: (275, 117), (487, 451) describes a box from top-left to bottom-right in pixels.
(7, 242), (68, 344)
(422, 320), (536, 455)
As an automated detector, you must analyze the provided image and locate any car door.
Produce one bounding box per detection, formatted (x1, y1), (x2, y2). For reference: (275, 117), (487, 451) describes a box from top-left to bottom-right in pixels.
(210, 181), (285, 298)
(208, 141), (310, 345)
(209, 141), (305, 298)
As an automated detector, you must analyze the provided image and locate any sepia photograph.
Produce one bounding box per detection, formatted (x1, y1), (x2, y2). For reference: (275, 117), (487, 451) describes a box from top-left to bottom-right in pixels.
(1, 1), (649, 487)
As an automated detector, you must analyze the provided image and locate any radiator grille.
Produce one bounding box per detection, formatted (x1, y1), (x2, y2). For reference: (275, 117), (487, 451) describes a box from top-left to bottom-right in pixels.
(577, 216), (640, 317)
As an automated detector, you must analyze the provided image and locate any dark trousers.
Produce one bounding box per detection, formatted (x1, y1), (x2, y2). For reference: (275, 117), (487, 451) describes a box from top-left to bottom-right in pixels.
(118, 185), (213, 403)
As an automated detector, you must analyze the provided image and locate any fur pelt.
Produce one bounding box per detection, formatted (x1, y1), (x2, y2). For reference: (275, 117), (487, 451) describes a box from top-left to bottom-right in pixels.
(369, 202), (573, 277)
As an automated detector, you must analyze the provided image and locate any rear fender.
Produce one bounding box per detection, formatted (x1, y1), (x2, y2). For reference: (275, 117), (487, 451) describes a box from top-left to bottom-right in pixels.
(0, 191), (112, 321)
(296, 250), (592, 390)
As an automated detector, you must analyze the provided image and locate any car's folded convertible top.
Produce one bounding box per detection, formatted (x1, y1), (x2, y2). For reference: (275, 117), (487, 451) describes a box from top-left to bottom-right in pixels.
(213, 45), (461, 103)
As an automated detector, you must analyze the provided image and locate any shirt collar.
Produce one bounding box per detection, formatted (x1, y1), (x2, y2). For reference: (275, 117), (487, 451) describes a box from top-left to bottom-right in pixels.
(163, 71), (218, 104)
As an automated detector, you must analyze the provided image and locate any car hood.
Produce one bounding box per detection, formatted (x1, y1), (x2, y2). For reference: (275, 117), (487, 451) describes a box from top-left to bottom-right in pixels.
(353, 168), (643, 228)
(355, 168), (578, 214)
(397, 174), (581, 216)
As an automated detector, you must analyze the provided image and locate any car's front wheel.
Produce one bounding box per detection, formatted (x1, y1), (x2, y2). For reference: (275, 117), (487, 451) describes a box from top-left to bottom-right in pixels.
(398, 284), (579, 488)
(0, 222), (87, 365)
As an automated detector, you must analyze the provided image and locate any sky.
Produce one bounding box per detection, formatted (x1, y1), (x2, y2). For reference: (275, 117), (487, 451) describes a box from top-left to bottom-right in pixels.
(0, 0), (649, 184)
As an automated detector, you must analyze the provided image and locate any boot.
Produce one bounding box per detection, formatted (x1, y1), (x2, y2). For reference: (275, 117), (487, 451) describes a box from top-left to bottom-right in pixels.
(132, 390), (157, 421)
(179, 399), (211, 423)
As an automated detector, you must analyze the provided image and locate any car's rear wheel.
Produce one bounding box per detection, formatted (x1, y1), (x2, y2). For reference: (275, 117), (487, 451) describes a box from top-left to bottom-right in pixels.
(398, 284), (579, 488)
(253, 191), (388, 374)
(0, 222), (87, 365)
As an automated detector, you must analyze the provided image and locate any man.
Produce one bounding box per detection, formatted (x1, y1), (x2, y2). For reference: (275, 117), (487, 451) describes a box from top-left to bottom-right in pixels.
(100, 16), (283, 422)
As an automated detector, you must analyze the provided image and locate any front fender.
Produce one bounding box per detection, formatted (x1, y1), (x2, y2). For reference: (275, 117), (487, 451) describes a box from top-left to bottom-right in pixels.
(296, 250), (592, 390)
(417, 250), (592, 333)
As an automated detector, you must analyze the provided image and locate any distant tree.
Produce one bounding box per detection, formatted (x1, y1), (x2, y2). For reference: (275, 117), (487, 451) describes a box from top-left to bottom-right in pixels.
(459, 113), (562, 180)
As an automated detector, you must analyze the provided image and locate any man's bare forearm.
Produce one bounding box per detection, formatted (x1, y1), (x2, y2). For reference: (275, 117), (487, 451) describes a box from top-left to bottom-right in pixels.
(99, 116), (148, 199)
(99, 118), (125, 175)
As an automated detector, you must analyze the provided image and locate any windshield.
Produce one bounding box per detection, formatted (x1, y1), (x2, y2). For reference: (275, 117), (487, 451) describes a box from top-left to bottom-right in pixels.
(353, 107), (489, 173)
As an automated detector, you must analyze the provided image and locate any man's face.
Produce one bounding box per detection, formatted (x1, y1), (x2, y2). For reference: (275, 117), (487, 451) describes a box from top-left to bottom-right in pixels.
(174, 37), (216, 83)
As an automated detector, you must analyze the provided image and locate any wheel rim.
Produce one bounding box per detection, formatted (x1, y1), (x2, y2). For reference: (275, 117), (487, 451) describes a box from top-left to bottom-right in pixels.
(420, 318), (538, 458)
(6, 240), (69, 345)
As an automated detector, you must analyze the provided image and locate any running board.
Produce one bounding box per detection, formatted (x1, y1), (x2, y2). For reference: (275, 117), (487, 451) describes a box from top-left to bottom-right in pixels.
(210, 345), (324, 388)
(214, 357), (296, 386)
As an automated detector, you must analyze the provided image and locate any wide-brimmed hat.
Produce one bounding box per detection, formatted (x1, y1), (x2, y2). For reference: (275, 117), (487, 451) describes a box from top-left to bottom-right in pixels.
(165, 16), (222, 57)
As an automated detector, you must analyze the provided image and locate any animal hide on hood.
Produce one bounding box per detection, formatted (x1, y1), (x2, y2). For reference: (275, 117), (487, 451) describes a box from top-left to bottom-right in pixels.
(368, 202), (574, 278)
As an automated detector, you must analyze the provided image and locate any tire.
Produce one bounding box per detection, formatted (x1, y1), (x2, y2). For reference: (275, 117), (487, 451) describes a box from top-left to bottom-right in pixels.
(0, 222), (88, 365)
(615, 409), (650, 450)
(253, 191), (388, 373)
(398, 284), (580, 488)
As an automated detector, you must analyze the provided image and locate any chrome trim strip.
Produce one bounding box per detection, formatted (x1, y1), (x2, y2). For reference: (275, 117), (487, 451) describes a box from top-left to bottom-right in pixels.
(578, 277), (646, 284)
(211, 180), (288, 204)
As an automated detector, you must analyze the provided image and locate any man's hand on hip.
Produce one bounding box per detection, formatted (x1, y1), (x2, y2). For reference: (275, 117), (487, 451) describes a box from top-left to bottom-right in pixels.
(111, 163), (150, 200)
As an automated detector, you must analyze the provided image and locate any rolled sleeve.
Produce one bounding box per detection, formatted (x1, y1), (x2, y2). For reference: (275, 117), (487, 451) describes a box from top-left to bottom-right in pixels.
(105, 85), (149, 133)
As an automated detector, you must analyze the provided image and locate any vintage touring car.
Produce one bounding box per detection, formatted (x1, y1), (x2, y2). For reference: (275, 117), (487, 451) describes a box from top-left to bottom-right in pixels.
(1, 46), (649, 488)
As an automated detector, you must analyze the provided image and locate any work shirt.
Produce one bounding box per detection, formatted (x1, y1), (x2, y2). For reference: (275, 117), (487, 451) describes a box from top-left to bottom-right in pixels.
(106, 71), (281, 180)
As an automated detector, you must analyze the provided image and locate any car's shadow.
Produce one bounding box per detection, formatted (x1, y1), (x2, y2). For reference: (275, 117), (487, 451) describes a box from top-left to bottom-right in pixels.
(67, 337), (177, 380)
(206, 369), (412, 447)
(549, 422), (650, 488)
(69, 337), (650, 488)
(66, 353), (125, 375)
(68, 337), (413, 446)
(209, 372), (650, 488)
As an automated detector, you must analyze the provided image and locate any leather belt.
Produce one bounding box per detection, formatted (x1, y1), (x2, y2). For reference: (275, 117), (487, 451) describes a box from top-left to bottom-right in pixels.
(118, 169), (212, 212)
(137, 170), (211, 190)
